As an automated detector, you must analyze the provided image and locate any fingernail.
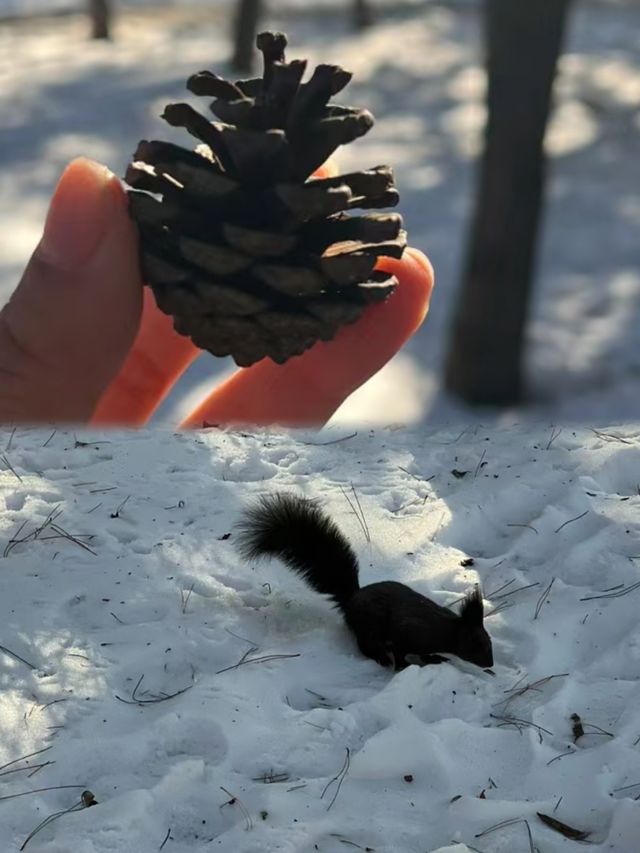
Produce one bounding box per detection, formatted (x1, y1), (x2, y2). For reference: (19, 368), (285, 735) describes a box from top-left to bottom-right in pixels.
(40, 158), (123, 269)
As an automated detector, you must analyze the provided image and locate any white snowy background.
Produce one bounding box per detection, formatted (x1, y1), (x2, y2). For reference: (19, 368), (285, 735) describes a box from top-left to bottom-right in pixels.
(0, 0), (639, 426)
(2, 424), (640, 852)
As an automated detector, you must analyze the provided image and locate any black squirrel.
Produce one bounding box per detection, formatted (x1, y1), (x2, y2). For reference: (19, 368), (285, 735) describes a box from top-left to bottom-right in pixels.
(236, 493), (494, 671)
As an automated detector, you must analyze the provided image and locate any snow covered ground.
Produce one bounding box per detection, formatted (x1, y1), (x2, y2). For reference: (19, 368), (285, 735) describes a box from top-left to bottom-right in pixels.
(1, 2), (639, 427)
(2, 423), (640, 852)
(0, 0), (431, 22)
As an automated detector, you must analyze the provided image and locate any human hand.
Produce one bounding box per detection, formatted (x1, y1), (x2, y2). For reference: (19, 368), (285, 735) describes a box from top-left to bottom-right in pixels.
(0, 157), (434, 428)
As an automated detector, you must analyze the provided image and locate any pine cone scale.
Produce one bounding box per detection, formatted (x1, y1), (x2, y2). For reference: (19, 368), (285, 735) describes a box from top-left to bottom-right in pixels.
(253, 264), (327, 297)
(193, 281), (268, 316)
(222, 223), (296, 257)
(187, 70), (245, 100)
(299, 212), (403, 247)
(162, 104), (236, 173)
(177, 236), (250, 276)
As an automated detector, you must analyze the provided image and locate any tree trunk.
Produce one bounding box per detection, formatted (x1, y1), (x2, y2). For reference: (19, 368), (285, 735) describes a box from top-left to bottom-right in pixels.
(232, 0), (263, 74)
(353, 0), (374, 30)
(444, 0), (572, 405)
(89, 0), (111, 40)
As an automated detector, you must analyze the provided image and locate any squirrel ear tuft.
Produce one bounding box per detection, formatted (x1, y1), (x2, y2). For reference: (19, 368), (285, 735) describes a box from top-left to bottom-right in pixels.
(459, 586), (484, 625)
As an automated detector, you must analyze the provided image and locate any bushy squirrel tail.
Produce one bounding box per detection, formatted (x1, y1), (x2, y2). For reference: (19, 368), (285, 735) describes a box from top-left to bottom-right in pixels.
(236, 493), (360, 611)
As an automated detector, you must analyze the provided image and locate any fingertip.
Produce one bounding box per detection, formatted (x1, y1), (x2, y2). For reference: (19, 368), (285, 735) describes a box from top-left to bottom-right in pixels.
(375, 246), (435, 336)
(40, 158), (129, 270)
(405, 246), (435, 289)
(57, 157), (130, 220)
(313, 157), (340, 179)
(67, 156), (115, 181)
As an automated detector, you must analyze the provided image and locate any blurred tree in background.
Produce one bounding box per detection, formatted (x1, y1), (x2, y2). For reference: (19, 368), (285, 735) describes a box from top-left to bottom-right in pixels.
(445, 0), (573, 405)
(232, 0), (263, 72)
(353, 0), (373, 30)
(88, 0), (111, 39)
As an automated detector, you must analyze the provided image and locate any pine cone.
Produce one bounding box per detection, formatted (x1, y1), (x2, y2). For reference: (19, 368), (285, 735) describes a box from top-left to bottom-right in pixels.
(126, 31), (406, 367)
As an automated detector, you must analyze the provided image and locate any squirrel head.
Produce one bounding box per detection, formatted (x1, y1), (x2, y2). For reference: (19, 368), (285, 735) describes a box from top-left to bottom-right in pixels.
(454, 587), (494, 668)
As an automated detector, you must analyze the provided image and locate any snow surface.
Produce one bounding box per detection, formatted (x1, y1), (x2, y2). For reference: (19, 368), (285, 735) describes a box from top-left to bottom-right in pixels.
(2, 423), (640, 851)
(0, 0), (431, 22)
(1, 2), (639, 427)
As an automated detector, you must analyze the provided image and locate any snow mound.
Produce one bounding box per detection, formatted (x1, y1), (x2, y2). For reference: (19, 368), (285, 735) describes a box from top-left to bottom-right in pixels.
(1, 424), (640, 851)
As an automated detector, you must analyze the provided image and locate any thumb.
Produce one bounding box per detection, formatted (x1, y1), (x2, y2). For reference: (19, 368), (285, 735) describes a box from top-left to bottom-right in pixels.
(0, 158), (142, 423)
